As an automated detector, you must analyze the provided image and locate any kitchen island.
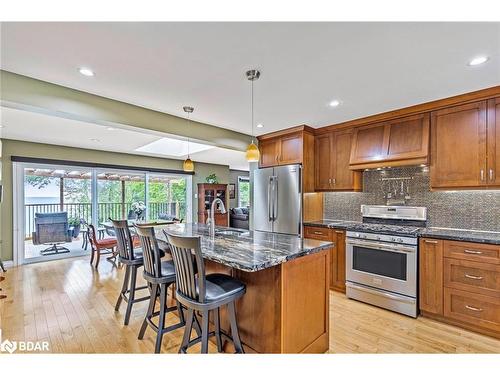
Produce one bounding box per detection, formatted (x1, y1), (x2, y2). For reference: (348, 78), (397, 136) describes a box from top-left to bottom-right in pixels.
(157, 223), (333, 354)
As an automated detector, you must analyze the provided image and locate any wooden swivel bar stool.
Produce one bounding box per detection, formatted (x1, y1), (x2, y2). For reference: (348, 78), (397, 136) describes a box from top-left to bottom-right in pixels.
(165, 232), (246, 354)
(135, 225), (186, 353)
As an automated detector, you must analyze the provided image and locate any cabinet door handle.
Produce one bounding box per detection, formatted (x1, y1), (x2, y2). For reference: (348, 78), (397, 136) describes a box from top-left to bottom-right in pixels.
(490, 169), (494, 181)
(314, 231), (324, 235)
(464, 249), (482, 255)
(424, 240), (438, 244)
(465, 305), (483, 312)
(335, 230), (344, 234)
(464, 274), (483, 280)
(328, 178), (332, 184)
(332, 178), (336, 184)
(480, 169), (485, 181)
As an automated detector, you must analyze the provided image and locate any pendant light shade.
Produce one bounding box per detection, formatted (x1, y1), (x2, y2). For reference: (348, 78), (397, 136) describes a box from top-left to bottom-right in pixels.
(182, 106), (195, 172)
(245, 69), (261, 163)
(183, 157), (194, 172)
(246, 142), (260, 162)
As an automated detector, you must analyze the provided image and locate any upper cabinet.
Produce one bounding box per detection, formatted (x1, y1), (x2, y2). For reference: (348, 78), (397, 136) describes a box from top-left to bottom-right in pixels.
(257, 126), (315, 192)
(487, 98), (500, 187)
(315, 130), (362, 191)
(430, 101), (490, 189)
(431, 98), (500, 189)
(349, 113), (430, 170)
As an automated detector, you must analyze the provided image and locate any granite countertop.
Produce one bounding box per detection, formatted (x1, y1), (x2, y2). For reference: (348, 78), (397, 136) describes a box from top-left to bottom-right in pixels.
(420, 227), (500, 245)
(304, 220), (500, 245)
(156, 223), (333, 272)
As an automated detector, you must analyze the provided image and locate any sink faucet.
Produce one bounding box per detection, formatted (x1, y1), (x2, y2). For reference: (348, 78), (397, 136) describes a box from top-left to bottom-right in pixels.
(208, 197), (227, 237)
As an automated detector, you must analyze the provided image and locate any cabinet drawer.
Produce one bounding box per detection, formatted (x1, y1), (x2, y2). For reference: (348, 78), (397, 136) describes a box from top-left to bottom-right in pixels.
(444, 288), (500, 333)
(304, 226), (333, 241)
(444, 258), (500, 298)
(443, 240), (500, 264)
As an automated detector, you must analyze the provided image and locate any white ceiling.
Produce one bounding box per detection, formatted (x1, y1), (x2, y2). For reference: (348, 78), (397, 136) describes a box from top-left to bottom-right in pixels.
(1, 22), (499, 136)
(0, 107), (249, 170)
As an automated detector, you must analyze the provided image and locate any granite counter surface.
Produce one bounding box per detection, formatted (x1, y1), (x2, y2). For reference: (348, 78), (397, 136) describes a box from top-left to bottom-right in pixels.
(157, 223), (333, 272)
(304, 221), (500, 245)
(420, 227), (500, 245)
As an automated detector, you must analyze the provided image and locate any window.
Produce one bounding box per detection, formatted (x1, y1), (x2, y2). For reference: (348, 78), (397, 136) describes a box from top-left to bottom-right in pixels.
(237, 176), (250, 207)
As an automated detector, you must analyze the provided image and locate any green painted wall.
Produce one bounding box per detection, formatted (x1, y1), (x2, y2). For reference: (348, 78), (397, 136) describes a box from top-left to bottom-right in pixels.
(0, 139), (230, 262)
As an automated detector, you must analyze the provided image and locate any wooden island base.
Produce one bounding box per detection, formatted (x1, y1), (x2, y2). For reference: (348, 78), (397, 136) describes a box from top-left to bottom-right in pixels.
(204, 249), (330, 353)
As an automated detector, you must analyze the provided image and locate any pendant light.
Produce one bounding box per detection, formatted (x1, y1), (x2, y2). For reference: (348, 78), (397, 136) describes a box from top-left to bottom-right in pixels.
(245, 69), (261, 162)
(183, 106), (195, 172)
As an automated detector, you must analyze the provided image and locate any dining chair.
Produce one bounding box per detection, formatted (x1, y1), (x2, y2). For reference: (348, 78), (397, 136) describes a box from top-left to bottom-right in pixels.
(87, 224), (118, 268)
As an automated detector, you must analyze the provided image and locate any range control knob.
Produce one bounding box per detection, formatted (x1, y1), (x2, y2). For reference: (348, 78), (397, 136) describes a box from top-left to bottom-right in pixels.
(397, 238), (404, 243)
(391, 238), (396, 242)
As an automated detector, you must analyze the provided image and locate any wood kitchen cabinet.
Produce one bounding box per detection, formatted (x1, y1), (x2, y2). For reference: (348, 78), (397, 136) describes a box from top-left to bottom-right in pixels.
(258, 130), (304, 168)
(420, 237), (500, 338)
(315, 130), (362, 191)
(259, 138), (280, 168)
(304, 226), (346, 292)
(349, 113), (430, 169)
(419, 238), (444, 315)
(430, 101), (488, 188)
(487, 97), (500, 187)
(257, 126), (316, 192)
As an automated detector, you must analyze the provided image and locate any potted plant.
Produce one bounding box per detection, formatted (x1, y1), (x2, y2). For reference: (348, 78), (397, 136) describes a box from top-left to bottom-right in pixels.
(205, 173), (219, 184)
(68, 216), (81, 238)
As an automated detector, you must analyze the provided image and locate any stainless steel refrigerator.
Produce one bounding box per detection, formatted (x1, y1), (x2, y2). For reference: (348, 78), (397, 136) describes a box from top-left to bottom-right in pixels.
(253, 164), (302, 236)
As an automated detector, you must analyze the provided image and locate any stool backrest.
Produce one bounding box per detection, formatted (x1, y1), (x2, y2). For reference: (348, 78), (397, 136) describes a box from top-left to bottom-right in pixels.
(110, 218), (135, 261)
(134, 225), (163, 278)
(164, 232), (206, 303)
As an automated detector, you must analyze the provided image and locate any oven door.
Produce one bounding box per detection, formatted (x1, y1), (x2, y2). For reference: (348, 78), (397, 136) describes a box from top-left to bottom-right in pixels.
(346, 238), (417, 297)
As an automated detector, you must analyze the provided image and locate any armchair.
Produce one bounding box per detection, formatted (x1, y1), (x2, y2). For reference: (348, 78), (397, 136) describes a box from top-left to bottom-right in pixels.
(32, 212), (72, 255)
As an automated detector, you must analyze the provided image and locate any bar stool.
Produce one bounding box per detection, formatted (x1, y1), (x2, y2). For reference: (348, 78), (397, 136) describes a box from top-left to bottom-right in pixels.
(135, 225), (186, 354)
(111, 218), (150, 325)
(165, 232), (246, 354)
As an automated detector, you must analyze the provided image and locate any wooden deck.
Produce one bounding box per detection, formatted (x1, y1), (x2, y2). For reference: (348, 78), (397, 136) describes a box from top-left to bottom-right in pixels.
(0, 256), (499, 353)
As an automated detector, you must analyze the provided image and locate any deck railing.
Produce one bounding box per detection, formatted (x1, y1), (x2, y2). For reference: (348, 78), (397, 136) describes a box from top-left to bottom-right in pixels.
(24, 202), (185, 239)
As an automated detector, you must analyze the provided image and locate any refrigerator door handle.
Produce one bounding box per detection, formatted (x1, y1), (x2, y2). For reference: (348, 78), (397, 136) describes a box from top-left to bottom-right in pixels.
(273, 176), (278, 221)
(267, 176), (273, 221)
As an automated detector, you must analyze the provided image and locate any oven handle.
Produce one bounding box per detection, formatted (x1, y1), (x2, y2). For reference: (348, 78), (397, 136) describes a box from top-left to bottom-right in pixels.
(347, 239), (416, 254)
(346, 282), (416, 304)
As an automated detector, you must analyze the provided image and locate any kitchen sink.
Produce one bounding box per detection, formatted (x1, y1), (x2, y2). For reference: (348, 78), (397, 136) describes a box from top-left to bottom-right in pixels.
(215, 229), (250, 237)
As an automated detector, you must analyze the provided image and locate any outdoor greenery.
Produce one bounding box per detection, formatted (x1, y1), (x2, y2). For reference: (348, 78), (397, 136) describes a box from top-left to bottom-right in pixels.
(238, 178), (250, 207)
(25, 175), (187, 219)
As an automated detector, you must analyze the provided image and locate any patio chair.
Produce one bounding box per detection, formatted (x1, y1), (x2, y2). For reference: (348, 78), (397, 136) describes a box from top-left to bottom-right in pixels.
(87, 224), (118, 268)
(32, 212), (72, 256)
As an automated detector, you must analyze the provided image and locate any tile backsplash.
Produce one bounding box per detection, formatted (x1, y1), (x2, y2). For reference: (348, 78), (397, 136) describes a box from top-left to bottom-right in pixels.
(324, 167), (500, 231)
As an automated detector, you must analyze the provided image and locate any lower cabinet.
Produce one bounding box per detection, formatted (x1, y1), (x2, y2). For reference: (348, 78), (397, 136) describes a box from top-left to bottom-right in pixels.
(419, 238), (444, 315)
(304, 226), (346, 292)
(419, 237), (500, 338)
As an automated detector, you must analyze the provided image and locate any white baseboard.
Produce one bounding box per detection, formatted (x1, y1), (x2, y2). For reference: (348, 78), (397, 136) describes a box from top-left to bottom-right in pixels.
(2, 260), (14, 269)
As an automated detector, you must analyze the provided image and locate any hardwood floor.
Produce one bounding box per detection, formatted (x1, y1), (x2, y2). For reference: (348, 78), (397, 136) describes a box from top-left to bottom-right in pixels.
(1, 256), (499, 354)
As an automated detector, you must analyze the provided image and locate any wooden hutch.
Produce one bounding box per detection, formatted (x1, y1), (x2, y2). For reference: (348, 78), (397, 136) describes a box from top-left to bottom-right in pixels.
(197, 183), (229, 226)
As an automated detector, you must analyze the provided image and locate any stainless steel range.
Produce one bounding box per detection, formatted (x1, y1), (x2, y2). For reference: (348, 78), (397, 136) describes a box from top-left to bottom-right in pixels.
(346, 205), (427, 318)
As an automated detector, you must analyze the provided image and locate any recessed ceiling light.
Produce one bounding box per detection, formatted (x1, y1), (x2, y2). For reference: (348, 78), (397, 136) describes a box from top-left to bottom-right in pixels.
(90, 138), (100, 142)
(468, 56), (489, 66)
(256, 123), (263, 128)
(329, 100), (341, 107)
(106, 127), (115, 131)
(0, 125), (4, 128)
(79, 67), (95, 77)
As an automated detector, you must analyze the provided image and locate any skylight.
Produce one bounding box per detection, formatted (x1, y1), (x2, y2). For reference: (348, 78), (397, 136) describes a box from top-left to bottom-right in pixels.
(135, 137), (214, 157)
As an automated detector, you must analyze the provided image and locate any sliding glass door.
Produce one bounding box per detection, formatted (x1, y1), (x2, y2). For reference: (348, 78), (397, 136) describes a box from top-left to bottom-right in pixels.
(15, 161), (191, 264)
